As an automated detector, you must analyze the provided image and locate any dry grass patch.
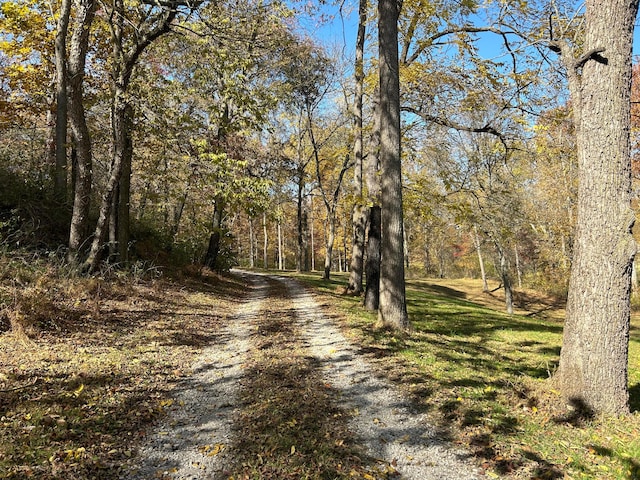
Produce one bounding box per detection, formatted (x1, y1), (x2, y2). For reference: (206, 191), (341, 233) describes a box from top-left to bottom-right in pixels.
(0, 259), (245, 480)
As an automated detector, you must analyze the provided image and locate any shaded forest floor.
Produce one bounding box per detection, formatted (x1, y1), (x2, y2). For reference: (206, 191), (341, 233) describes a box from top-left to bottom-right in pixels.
(1, 257), (639, 479)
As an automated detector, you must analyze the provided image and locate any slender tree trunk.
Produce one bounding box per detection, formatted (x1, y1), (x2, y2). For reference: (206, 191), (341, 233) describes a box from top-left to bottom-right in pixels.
(109, 190), (118, 259)
(54, 0), (71, 203)
(377, 0), (409, 329)
(263, 212), (268, 269)
(170, 188), (189, 240)
(277, 218), (284, 270)
(296, 175), (309, 271)
(346, 0), (367, 294)
(438, 245), (445, 278)
(342, 217), (349, 272)
(83, 88), (127, 272)
(363, 87), (381, 306)
(301, 210), (309, 270)
(514, 244), (522, 289)
(403, 221), (410, 271)
(473, 226), (489, 292)
(67, 0), (95, 262)
(249, 217), (255, 268)
(116, 104), (133, 263)
(555, 0), (638, 415)
(107, 103), (132, 265)
(364, 206), (381, 310)
(323, 213), (336, 280)
(46, 95), (56, 185)
(310, 200), (315, 271)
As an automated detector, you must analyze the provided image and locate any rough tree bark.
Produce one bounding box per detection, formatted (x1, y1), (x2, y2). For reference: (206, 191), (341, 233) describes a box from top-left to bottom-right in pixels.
(364, 87), (381, 308)
(553, 0), (639, 415)
(377, 0), (410, 329)
(346, 0), (367, 295)
(364, 206), (381, 310)
(53, 0), (71, 203)
(67, 0), (95, 261)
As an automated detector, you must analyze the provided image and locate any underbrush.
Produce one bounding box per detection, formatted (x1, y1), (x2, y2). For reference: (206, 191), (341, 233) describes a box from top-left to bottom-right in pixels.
(289, 271), (640, 480)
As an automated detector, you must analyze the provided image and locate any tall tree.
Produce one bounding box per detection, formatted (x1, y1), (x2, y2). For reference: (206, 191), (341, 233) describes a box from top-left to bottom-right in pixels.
(346, 0), (367, 294)
(364, 88), (381, 310)
(53, 0), (71, 203)
(552, 0), (639, 414)
(67, 0), (96, 261)
(378, 0), (410, 329)
(84, 0), (187, 271)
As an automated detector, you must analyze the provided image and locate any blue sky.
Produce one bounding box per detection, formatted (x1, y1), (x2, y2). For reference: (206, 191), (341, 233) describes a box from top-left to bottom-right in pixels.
(298, 3), (640, 62)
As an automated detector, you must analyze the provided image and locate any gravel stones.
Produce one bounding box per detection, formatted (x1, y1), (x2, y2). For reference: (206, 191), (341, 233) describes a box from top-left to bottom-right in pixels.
(125, 272), (481, 480)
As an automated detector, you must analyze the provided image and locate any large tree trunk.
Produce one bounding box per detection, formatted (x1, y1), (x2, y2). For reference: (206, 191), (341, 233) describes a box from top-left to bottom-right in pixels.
(363, 86), (381, 307)
(364, 206), (381, 311)
(346, 0), (367, 295)
(347, 205), (367, 293)
(377, 0), (409, 329)
(67, 0), (95, 261)
(555, 0), (639, 415)
(54, 0), (71, 203)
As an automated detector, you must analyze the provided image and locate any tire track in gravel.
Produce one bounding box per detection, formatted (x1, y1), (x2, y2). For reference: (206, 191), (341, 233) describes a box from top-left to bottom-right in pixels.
(277, 274), (482, 480)
(128, 271), (481, 480)
(126, 272), (268, 480)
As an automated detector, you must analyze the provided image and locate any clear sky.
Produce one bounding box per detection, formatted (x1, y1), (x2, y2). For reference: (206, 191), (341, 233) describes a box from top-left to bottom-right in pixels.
(299, 3), (640, 62)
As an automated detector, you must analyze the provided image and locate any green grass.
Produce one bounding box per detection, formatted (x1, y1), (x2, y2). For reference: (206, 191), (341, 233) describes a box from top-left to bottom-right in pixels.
(284, 270), (640, 480)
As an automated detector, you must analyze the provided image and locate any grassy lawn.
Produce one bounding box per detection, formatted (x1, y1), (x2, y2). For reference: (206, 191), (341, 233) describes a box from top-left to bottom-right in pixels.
(285, 270), (640, 480)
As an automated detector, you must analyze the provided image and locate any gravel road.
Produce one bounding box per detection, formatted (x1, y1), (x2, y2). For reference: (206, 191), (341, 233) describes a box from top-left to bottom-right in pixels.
(125, 271), (482, 479)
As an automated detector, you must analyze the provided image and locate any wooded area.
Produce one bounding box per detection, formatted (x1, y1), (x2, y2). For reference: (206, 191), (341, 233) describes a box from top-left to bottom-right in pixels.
(1, 0), (639, 428)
